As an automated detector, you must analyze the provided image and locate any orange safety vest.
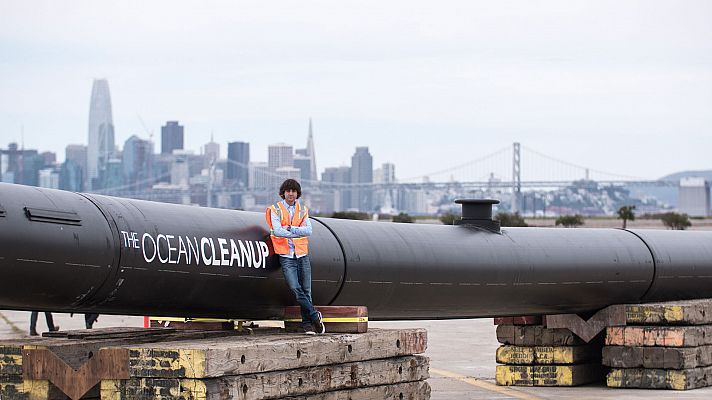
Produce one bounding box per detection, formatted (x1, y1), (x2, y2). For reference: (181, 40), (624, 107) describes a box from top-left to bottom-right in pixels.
(265, 201), (309, 256)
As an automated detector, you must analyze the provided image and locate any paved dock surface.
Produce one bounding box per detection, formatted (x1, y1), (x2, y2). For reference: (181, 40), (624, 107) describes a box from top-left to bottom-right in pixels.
(2, 310), (711, 399)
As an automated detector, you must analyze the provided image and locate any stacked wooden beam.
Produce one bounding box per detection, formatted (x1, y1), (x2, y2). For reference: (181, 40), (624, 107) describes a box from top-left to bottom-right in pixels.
(494, 317), (604, 387)
(604, 299), (712, 390)
(104, 328), (429, 399)
(1, 328), (234, 400)
(1, 327), (430, 400)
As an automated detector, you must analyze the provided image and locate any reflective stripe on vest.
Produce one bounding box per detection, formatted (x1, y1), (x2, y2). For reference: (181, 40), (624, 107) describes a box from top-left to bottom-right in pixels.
(265, 201), (309, 256)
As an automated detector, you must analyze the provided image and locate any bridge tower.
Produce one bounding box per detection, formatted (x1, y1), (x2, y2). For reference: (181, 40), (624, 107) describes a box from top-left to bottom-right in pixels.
(512, 142), (521, 213)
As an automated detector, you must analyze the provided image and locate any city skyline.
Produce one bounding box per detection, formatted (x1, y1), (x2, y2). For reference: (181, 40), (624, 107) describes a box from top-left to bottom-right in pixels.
(2, 1), (711, 181)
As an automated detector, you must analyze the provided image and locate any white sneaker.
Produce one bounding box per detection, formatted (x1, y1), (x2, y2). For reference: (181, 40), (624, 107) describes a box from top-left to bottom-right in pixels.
(314, 311), (326, 334)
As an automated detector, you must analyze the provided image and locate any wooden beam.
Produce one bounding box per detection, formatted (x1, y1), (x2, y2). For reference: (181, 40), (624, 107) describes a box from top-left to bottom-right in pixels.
(22, 348), (129, 400)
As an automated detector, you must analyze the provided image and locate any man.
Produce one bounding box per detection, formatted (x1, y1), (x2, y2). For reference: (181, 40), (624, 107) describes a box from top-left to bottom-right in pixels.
(265, 179), (325, 335)
(85, 313), (99, 329)
(29, 311), (59, 336)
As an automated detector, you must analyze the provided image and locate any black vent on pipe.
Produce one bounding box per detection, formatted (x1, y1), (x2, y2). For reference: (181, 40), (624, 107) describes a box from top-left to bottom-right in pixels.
(454, 199), (501, 233)
(24, 207), (81, 225)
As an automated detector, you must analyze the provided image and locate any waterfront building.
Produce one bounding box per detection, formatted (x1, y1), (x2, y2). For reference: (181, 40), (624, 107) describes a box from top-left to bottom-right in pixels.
(679, 177), (710, 217)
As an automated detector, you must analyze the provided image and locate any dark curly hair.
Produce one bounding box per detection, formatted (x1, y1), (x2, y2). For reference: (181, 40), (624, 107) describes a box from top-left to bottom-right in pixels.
(279, 179), (302, 199)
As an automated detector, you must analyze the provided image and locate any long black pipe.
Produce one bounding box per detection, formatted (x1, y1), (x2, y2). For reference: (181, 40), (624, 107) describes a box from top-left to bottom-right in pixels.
(1, 182), (711, 320)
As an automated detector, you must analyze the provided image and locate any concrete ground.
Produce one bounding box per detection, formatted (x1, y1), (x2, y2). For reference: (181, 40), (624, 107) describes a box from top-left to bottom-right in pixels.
(2, 310), (711, 399)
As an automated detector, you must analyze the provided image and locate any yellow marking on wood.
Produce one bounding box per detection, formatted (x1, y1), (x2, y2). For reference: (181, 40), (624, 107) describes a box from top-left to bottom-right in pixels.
(431, 367), (544, 400)
(22, 344), (48, 350)
(664, 306), (685, 322)
(667, 370), (688, 391)
(284, 317), (368, 323)
(129, 348), (207, 378)
(608, 368), (691, 390)
(181, 379), (208, 400)
(497, 346), (535, 364)
(606, 368), (625, 387)
(21, 379), (51, 396)
(179, 349), (207, 379)
(100, 380), (122, 400)
(627, 304), (685, 323)
(495, 364), (601, 386)
(497, 345), (593, 364)
(0, 353), (22, 368)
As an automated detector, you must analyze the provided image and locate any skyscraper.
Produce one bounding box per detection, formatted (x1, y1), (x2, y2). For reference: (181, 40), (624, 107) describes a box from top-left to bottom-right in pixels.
(123, 135), (154, 191)
(227, 141), (250, 186)
(307, 120), (317, 180)
(59, 160), (83, 192)
(249, 161), (270, 189)
(1, 143), (39, 184)
(293, 155), (312, 182)
(87, 79), (115, 190)
(322, 166), (351, 211)
(373, 162), (397, 213)
(161, 121), (184, 155)
(295, 119), (318, 182)
(381, 163), (396, 184)
(203, 134), (220, 168)
(61, 144), (87, 191)
(268, 143), (293, 188)
(65, 145), (87, 178)
(268, 143), (293, 170)
(351, 147), (373, 212)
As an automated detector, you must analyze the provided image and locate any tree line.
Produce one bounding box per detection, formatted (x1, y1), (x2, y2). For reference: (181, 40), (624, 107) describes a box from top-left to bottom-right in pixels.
(322, 207), (694, 230)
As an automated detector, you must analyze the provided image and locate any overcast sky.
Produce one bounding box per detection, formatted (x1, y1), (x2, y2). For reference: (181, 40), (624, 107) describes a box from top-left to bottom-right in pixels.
(1, 1), (710, 182)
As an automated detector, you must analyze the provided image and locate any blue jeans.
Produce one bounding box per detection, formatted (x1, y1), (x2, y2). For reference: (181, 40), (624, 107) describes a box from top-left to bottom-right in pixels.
(280, 255), (319, 326)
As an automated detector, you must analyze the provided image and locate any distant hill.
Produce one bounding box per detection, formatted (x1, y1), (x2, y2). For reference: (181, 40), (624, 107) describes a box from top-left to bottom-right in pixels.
(660, 170), (712, 181)
(646, 170), (712, 207)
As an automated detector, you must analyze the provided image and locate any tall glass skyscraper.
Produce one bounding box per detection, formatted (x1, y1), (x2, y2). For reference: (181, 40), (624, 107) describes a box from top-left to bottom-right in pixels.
(87, 79), (115, 190)
(351, 146), (373, 212)
(227, 141), (250, 187)
(161, 121), (184, 155)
